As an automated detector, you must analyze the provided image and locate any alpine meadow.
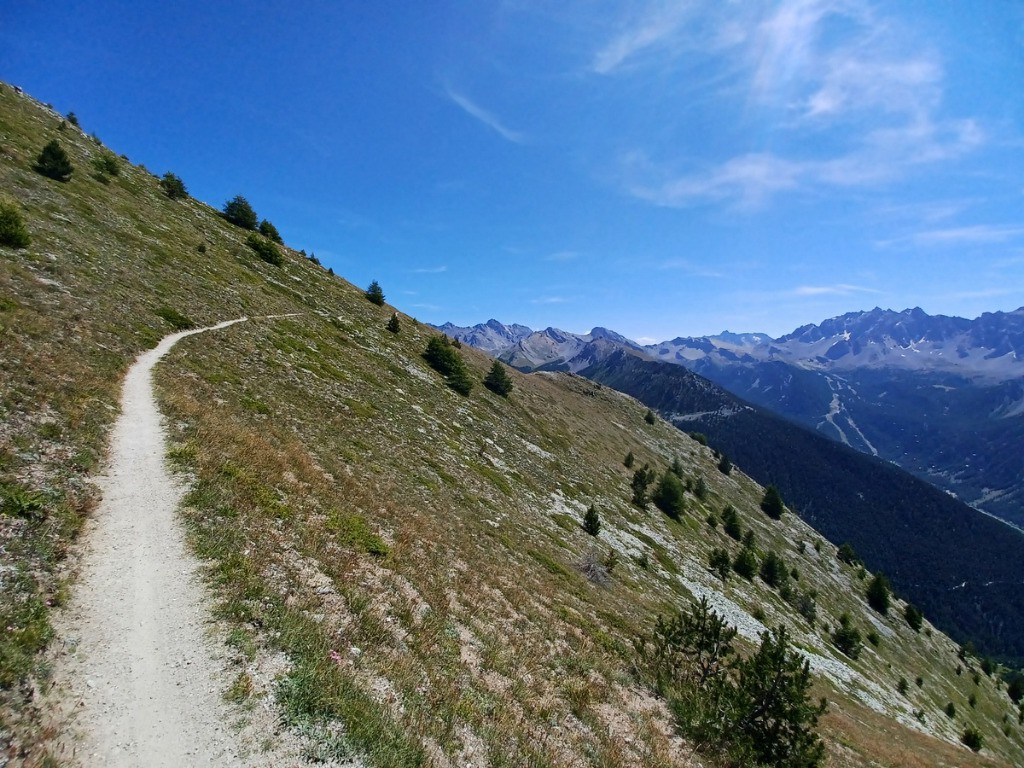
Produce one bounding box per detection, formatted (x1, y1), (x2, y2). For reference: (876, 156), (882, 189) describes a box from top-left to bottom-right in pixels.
(2, 83), (1024, 768)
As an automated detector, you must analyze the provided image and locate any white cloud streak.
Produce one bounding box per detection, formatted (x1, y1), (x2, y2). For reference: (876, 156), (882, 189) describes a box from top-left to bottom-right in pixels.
(606, 0), (983, 208)
(591, 3), (693, 74)
(445, 87), (527, 144)
(790, 283), (881, 297)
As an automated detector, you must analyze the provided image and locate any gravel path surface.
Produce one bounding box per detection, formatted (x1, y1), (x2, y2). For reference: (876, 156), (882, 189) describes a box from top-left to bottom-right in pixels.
(51, 319), (249, 767)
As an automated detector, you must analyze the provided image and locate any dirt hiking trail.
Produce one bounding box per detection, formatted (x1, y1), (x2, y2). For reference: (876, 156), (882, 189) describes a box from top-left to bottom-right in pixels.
(50, 318), (250, 767)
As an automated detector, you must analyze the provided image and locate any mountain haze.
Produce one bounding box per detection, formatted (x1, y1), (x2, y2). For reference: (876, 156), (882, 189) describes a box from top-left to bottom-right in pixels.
(3, 83), (1024, 767)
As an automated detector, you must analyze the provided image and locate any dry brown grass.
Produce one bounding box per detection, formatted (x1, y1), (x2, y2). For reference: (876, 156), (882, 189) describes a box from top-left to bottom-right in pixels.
(2, 81), (1022, 767)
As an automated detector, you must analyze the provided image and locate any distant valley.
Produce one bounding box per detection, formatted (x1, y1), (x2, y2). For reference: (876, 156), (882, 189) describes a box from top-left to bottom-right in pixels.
(439, 307), (1024, 529)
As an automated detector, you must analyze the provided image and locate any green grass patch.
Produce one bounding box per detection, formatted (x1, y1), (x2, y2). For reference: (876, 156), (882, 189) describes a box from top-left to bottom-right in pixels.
(326, 510), (389, 557)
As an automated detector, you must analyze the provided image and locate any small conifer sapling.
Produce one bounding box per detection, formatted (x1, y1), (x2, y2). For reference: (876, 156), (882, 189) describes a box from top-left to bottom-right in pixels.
(483, 360), (514, 397)
(365, 280), (386, 306)
(583, 505), (600, 537)
(34, 140), (74, 182)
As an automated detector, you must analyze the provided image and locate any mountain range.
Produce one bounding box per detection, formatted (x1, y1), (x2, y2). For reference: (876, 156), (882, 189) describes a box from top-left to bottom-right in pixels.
(439, 309), (1024, 529)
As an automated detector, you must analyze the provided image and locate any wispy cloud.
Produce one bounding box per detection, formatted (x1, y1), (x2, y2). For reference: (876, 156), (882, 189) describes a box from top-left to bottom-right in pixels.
(906, 225), (1024, 246)
(658, 258), (725, 278)
(878, 224), (1024, 248)
(546, 250), (579, 262)
(530, 296), (570, 305)
(624, 115), (981, 209)
(790, 283), (881, 297)
(412, 265), (449, 274)
(445, 86), (527, 144)
(605, 0), (982, 209)
(411, 302), (443, 311)
(591, 3), (692, 74)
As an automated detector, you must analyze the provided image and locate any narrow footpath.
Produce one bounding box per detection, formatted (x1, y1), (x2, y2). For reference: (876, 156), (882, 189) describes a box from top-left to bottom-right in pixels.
(51, 318), (248, 767)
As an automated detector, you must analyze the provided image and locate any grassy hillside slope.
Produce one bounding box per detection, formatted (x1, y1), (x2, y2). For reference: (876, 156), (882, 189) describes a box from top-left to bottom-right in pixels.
(2, 83), (1022, 767)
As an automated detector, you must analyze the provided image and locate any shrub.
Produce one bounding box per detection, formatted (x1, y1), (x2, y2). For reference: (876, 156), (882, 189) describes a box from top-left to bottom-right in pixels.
(689, 432), (708, 445)
(732, 546), (758, 580)
(961, 726), (983, 752)
(0, 197), (31, 248)
(582, 505), (600, 537)
(92, 151), (120, 177)
(630, 464), (655, 507)
(644, 409), (656, 425)
(968, 692), (977, 708)
(866, 630), (880, 647)
(866, 573), (891, 615)
(789, 589), (817, 625)
(709, 548), (731, 581)
(386, 314), (400, 334)
(155, 306), (195, 331)
(160, 172), (188, 199)
(423, 336), (472, 395)
(159, 172), (188, 199)
(693, 476), (709, 501)
(258, 219), (283, 244)
(759, 551), (788, 589)
(717, 454), (732, 475)
(34, 139), (74, 181)
(722, 505), (743, 541)
(897, 677), (909, 695)
(1007, 676), (1023, 704)
(760, 485), (785, 519)
(904, 603), (923, 632)
(636, 598), (826, 768)
(623, 451), (634, 468)
(832, 614), (862, 660)
(483, 360), (513, 397)
(945, 702), (956, 718)
(652, 470), (686, 520)
(223, 195), (258, 229)
(837, 543), (860, 566)
(246, 232), (283, 266)
(365, 280), (385, 306)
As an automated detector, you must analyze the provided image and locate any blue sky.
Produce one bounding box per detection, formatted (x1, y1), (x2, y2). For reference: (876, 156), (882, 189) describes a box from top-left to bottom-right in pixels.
(3, 1), (1023, 340)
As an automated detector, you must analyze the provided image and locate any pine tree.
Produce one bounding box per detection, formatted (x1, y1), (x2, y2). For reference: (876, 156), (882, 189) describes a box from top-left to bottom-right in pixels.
(223, 195), (258, 229)
(761, 485), (785, 519)
(34, 140), (74, 181)
(258, 219), (283, 244)
(866, 573), (891, 615)
(483, 360), (513, 397)
(423, 335), (472, 395)
(904, 603), (923, 632)
(718, 454), (732, 475)
(709, 548), (731, 581)
(832, 613), (862, 659)
(623, 451), (635, 469)
(160, 172), (187, 199)
(630, 464), (654, 507)
(583, 505), (600, 537)
(722, 505), (743, 541)
(733, 546), (758, 580)
(644, 408), (656, 425)
(652, 470), (686, 519)
(386, 314), (400, 334)
(365, 280), (386, 306)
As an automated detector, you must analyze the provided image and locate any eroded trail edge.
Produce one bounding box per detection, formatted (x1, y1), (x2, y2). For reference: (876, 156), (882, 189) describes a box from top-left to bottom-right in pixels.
(52, 318), (249, 767)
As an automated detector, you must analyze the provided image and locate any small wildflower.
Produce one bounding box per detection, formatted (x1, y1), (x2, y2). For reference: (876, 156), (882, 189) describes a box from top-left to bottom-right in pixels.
(328, 649), (343, 664)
